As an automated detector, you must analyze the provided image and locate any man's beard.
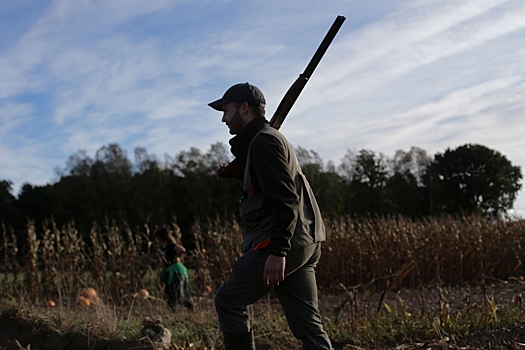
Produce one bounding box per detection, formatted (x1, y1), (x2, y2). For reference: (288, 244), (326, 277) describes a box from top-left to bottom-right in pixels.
(229, 108), (244, 135)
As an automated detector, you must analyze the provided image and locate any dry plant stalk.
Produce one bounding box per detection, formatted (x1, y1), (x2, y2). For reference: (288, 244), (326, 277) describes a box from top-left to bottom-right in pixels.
(0, 214), (523, 305)
(318, 215), (525, 290)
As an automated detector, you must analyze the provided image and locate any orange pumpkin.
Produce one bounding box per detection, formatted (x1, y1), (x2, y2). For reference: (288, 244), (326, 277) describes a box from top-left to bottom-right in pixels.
(80, 287), (97, 300)
(138, 289), (150, 298)
(76, 296), (91, 306)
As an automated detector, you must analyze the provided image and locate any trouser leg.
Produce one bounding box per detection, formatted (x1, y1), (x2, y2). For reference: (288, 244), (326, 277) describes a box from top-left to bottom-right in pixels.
(164, 283), (176, 309)
(214, 251), (269, 334)
(214, 249), (270, 349)
(181, 277), (195, 311)
(215, 252), (269, 350)
(166, 274), (194, 311)
(274, 243), (332, 350)
(222, 329), (256, 350)
(215, 243), (331, 349)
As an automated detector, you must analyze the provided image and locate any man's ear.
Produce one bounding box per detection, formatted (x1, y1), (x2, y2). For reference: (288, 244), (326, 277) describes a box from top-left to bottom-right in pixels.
(239, 101), (249, 114)
(240, 101), (255, 125)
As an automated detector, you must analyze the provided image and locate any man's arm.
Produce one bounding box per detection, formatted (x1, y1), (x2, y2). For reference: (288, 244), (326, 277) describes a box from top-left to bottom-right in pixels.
(251, 134), (299, 257)
(251, 134), (299, 287)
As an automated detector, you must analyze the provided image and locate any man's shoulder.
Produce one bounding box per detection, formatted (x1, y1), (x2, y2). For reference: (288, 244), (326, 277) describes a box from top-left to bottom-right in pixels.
(251, 131), (283, 151)
(252, 128), (288, 145)
(250, 130), (292, 163)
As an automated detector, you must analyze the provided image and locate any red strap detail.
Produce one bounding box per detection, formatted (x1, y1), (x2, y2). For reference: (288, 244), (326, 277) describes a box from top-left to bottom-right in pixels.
(249, 182), (255, 194)
(253, 238), (270, 251)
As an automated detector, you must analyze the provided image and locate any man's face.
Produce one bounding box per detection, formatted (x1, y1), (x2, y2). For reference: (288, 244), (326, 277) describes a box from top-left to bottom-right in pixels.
(221, 102), (244, 135)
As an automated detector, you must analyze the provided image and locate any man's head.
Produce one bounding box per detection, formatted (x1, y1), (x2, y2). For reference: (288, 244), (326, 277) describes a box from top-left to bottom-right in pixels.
(208, 83), (266, 135)
(208, 82), (266, 111)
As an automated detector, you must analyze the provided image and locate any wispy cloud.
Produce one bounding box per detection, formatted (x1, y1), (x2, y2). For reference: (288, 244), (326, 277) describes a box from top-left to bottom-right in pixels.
(1, 0), (524, 214)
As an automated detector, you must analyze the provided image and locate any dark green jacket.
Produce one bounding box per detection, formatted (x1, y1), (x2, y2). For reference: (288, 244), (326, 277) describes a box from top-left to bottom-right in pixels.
(161, 262), (189, 284)
(230, 116), (325, 257)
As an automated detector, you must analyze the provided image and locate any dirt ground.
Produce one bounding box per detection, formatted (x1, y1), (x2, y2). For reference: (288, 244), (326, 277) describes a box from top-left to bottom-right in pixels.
(2, 316), (525, 350)
(0, 308), (150, 350)
(2, 283), (525, 350)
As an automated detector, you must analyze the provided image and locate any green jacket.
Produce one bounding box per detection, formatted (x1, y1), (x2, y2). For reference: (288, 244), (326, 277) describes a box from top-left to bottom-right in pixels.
(230, 116), (326, 256)
(161, 262), (188, 285)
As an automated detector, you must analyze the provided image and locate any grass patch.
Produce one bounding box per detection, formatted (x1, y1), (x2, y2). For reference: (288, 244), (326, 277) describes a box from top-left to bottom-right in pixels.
(2, 282), (525, 349)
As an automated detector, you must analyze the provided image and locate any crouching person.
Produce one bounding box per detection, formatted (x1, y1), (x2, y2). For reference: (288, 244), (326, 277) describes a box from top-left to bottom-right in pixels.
(155, 228), (194, 311)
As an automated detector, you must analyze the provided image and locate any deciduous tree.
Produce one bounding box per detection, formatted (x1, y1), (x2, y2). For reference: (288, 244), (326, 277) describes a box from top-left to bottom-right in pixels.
(428, 144), (522, 216)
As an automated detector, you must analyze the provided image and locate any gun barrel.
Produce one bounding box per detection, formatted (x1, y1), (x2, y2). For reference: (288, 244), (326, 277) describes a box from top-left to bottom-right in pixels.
(218, 15), (346, 179)
(303, 15), (346, 79)
(269, 15), (346, 130)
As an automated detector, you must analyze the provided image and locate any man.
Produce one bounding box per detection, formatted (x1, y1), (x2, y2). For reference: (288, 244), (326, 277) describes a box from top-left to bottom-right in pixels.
(208, 82), (332, 350)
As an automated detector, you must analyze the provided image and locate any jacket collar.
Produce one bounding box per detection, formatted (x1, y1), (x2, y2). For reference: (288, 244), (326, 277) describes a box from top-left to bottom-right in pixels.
(229, 116), (270, 165)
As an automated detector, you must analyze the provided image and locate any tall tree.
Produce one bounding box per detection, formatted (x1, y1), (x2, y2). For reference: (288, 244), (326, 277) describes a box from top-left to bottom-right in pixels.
(386, 147), (432, 216)
(165, 142), (238, 235)
(390, 147), (432, 186)
(294, 147), (344, 217)
(339, 149), (390, 215)
(90, 144), (133, 224)
(0, 180), (18, 228)
(17, 183), (57, 226)
(428, 144), (522, 216)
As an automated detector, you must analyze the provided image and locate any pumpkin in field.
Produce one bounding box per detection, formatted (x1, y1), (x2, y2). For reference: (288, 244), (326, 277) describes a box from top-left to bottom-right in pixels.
(138, 289), (150, 299)
(80, 287), (97, 299)
(80, 287), (101, 304)
(76, 296), (91, 306)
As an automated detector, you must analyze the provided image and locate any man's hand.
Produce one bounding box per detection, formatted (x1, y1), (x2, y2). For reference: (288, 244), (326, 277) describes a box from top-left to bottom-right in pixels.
(263, 255), (285, 287)
(214, 163), (235, 181)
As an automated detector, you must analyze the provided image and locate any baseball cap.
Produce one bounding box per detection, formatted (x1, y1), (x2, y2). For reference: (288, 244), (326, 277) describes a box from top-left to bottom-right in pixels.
(208, 82), (266, 111)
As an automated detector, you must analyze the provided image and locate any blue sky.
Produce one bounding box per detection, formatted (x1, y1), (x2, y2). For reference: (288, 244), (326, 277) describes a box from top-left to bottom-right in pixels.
(1, 0), (524, 217)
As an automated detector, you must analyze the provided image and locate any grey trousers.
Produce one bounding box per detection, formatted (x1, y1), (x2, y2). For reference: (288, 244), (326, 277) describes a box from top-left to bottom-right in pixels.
(215, 242), (332, 350)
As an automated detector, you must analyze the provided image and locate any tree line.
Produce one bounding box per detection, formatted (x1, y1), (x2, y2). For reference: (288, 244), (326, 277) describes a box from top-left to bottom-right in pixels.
(0, 142), (522, 246)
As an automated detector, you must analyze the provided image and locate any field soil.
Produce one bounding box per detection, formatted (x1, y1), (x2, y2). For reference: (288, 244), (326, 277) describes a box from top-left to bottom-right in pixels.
(2, 315), (525, 350)
(2, 283), (525, 350)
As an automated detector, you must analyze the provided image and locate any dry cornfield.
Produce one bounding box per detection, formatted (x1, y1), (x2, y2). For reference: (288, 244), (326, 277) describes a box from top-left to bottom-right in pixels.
(1, 215), (525, 349)
(318, 215), (525, 291)
(1, 215), (525, 303)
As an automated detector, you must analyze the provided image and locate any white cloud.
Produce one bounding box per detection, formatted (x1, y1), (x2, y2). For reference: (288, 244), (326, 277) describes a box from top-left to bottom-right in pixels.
(0, 0), (524, 214)
(0, 102), (33, 133)
(304, 0), (525, 105)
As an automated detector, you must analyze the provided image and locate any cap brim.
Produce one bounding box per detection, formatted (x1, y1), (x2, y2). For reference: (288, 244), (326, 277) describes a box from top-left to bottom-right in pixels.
(208, 98), (227, 111)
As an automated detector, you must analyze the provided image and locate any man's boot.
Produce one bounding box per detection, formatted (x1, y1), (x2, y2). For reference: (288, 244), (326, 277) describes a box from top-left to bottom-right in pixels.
(223, 329), (255, 350)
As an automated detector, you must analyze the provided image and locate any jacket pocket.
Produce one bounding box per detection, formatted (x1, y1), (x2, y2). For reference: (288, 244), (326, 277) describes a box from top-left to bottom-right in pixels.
(239, 192), (270, 221)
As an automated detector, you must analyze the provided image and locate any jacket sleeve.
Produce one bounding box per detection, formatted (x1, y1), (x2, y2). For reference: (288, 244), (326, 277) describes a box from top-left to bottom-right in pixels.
(250, 134), (299, 257)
